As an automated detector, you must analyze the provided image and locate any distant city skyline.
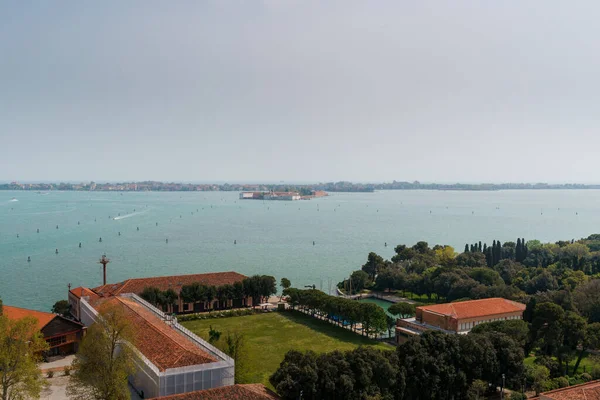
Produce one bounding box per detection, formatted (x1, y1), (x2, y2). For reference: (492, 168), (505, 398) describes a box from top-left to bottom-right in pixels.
(2, 2), (599, 183)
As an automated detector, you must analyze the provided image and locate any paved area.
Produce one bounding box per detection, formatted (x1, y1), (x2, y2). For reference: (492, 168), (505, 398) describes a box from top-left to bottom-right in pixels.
(40, 375), (68, 400)
(40, 375), (143, 400)
(40, 355), (75, 372)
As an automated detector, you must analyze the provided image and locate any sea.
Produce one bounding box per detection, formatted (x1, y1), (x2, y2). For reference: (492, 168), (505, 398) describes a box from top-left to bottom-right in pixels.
(1, 189), (599, 311)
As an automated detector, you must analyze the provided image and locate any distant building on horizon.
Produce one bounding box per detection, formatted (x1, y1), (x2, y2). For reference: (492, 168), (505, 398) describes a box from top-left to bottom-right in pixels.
(396, 297), (526, 344)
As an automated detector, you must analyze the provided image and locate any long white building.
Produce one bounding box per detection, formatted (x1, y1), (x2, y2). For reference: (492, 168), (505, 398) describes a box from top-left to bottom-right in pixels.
(78, 293), (234, 399)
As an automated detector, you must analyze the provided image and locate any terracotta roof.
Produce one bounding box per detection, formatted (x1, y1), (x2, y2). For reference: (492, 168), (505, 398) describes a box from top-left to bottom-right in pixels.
(70, 286), (99, 300)
(418, 298), (526, 320)
(92, 297), (217, 371)
(92, 271), (247, 297)
(2, 305), (57, 331)
(150, 384), (279, 399)
(538, 380), (600, 400)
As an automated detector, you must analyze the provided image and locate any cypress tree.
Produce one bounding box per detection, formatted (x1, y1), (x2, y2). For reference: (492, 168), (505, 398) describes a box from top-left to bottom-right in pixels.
(492, 240), (497, 265)
(478, 241), (482, 252)
(498, 241), (503, 263)
(464, 244), (469, 253)
(522, 238), (528, 259)
(483, 243), (487, 253)
(485, 246), (492, 267)
(516, 238), (522, 261)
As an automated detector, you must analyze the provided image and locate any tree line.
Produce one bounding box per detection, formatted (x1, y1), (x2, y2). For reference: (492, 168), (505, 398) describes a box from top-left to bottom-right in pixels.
(270, 328), (525, 400)
(283, 288), (389, 337)
(139, 274), (277, 311)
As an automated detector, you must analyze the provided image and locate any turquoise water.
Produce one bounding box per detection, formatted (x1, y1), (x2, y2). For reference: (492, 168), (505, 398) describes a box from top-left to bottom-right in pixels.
(357, 298), (395, 317)
(2, 189), (600, 311)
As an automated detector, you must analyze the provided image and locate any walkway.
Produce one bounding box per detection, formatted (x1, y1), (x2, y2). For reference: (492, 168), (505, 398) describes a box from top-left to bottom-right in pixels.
(40, 354), (75, 373)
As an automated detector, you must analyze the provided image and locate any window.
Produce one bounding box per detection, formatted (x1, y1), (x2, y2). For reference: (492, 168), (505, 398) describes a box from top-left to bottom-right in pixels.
(47, 336), (67, 348)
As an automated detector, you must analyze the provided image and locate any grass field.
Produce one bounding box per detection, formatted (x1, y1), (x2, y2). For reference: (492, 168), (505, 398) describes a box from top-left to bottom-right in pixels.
(524, 352), (600, 375)
(181, 311), (391, 388)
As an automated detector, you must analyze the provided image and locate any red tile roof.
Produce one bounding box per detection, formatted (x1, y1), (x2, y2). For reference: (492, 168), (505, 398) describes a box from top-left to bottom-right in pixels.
(3, 305), (56, 331)
(418, 298), (526, 320)
(70, 286), (99, 300)
(539, 380), (600, 400)
(92, 297), (217, 371)
(92, 271), (247, 297)
(150, 384), (279, 400)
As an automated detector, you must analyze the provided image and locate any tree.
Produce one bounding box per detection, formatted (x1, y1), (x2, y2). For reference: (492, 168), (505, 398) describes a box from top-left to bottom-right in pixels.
(139, 286), (165, 308)
(471, 319), (529, 349)
(280, 278), (291, 300)
(270, 350), (319, 399)
(162, 288), (179, 310)
(468, 379), (488, 400)
(361, 252), (386, 281)
(386, 315), (396, 338)
(67, 303), (136, 400)
(349, 270), (369, 293)
(574, 279), (600, 323)
(526, 364), (550, 396)
(531, 302), (565, 357)
(51, 300), (71, 317)
(259, 275), (277, 304)
(435, 245), (456, 267)
(208, 325), (221, 343)
(0, 315), (49, 400)
(223, 332), (247, 383)
(0, 296), (2, 315)
(388, 302), (416, 318)
(573, 322), (600, 374)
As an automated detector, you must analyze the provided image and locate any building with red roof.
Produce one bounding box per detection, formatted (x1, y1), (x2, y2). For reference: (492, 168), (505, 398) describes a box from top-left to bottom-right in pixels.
(77, 293), (234, 399)
(150, 384), (278, 399)
(2, 305), (85, 356)
(396, 297), (526, 343)
(69, 271), (249, 319)
(534, 379), (600, 399)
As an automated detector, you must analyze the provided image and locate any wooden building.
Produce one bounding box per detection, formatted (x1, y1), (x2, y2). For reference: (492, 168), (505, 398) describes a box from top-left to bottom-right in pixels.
(3, 305), (85, 356)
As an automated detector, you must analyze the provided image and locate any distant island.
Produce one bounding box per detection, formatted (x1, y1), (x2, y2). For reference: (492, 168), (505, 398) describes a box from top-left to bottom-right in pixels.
(1, 180), (600, 192)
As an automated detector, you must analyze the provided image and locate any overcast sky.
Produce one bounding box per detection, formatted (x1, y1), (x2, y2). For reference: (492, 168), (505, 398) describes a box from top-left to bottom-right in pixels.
(1, 1), (599, 183)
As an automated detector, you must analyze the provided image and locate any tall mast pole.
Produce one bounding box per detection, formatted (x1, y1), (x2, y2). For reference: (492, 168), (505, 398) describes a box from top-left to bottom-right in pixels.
(98, 254), (110, 285)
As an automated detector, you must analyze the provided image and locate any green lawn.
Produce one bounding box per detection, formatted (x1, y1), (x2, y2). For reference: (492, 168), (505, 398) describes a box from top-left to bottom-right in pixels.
(182, 311), (391, 389)
(524, 352), (599, 375)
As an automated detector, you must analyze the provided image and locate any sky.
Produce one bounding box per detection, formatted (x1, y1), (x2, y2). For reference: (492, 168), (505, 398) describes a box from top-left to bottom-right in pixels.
(1, 1), (599, 183)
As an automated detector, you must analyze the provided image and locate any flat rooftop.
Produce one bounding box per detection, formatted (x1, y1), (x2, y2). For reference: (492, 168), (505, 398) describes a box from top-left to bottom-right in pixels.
(93, 296), (217, 371)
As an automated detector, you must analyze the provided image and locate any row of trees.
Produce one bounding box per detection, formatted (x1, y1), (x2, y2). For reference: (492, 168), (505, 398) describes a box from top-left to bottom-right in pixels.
(139, 275), (278, 311)
(270, 329), (525, 400)
(283, 288), (388, 337)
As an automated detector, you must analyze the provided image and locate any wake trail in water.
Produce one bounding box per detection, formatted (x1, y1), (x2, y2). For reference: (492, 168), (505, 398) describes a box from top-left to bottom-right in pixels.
(113, 210), (149, 220)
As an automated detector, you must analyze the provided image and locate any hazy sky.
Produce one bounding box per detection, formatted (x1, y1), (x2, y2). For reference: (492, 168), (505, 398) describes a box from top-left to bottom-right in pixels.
(1, 1), (599, 183)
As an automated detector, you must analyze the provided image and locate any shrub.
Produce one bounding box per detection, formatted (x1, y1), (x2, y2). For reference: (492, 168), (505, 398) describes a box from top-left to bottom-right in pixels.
(581, 372), (593, 382)
(177, 308), (254, 322)
(46, 370), (54, 378)
(63, 366), (71, 376)
(552, 376), (569, 388)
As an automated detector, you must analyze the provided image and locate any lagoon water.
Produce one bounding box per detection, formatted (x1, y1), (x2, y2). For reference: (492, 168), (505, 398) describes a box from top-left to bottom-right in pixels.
(1, 189), (600, 311)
